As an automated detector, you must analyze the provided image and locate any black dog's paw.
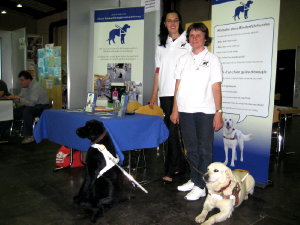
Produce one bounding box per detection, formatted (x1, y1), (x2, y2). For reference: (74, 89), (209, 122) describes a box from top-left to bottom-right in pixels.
(73, 197), (93, 209)
(120, 194), (135, 202)
(91, 208), (103, 223)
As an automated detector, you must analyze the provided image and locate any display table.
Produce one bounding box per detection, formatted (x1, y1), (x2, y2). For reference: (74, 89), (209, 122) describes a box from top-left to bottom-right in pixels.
(0, 100), (13, 122)
(33, 109), (169, 163)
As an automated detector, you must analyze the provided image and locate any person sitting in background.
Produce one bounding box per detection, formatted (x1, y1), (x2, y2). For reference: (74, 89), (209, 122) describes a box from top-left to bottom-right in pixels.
(0, 79), (10, 98)
(3, 71), (50, 144)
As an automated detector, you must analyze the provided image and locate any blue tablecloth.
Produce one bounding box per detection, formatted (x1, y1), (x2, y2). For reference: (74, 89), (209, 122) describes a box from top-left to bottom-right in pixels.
(33, 109), (169, 163)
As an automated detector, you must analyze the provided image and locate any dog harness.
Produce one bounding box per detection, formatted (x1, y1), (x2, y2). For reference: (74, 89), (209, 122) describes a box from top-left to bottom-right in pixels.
(223, 128), (237, 140)
(91, 144), (120, 178)
(90, 144), (148, 194)
(209, 172), (249, 207)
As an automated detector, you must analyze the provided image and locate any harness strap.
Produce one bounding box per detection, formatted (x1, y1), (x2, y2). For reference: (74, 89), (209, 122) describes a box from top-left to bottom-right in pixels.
(91, 144), (119, 178)
(210, 182), (241, 207)
(223, 128), (237, 140)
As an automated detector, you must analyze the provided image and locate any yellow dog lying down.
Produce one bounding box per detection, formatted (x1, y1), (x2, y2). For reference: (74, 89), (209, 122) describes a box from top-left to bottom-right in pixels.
(195, 162), (255, 225)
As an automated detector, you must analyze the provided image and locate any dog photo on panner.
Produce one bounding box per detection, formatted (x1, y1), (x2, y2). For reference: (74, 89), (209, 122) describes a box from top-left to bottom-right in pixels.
(223, 115), (252, 167)
(195, 162), (255, 225)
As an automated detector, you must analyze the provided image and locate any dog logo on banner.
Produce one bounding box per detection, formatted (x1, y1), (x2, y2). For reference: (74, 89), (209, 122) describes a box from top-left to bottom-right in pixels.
(107, 24), (131, 45)
(233, 0), (254, 21)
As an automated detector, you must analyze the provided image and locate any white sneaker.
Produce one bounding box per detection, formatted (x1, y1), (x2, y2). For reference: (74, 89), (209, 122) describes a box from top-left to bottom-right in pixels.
(177, 180), (194, 192)
(184, 186), (206, 201)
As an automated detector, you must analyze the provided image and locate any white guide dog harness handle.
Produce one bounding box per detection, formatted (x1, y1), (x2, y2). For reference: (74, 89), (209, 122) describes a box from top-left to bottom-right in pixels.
(91, 144), (148, 194)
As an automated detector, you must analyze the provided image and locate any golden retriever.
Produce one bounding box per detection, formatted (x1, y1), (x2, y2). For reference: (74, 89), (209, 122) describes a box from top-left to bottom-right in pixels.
(195, 162), (255, 225)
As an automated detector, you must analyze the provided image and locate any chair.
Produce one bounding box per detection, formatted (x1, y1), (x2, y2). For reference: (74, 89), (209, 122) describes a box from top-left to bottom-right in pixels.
(272, 106), (283, 156)
(124, 104), (165, 175)
(274, 93), (281, 105)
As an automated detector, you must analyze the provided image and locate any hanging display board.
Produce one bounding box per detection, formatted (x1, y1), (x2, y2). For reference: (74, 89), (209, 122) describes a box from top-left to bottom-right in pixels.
(91, 7), (144, 104)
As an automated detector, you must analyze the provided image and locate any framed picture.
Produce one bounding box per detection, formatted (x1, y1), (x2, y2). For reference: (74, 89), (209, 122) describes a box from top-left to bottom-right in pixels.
(85, 92), (97, 112)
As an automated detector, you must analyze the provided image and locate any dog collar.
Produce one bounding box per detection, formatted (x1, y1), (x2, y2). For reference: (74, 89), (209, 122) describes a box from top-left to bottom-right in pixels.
(91, 130), (107, 145)
(223, 136), (236, 140)
(91, 144), (119, 178)
(216, 180), (231, 193)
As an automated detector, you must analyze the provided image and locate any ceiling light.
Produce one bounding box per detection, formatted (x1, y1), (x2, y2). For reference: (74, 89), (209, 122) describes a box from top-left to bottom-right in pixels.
(1, 10), (7, 14)
(17, 3), (23, 8)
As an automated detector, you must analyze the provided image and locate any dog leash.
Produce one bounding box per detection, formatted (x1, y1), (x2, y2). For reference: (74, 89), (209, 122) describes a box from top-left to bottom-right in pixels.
(177, 124), (204, 176)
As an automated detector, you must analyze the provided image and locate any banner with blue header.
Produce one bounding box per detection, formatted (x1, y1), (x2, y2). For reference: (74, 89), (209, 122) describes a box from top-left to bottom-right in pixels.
(212, 0), (280, 186)
(91, 7), (145, 104)
(94, 7), (144, 23)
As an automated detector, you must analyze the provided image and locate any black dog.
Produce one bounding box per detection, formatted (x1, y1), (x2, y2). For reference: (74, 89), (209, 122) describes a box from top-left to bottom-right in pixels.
(74, 120), (122, 223)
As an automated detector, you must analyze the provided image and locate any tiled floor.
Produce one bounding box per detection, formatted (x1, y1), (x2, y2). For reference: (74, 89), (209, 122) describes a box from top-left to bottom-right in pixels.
(0, 116), (299, 225)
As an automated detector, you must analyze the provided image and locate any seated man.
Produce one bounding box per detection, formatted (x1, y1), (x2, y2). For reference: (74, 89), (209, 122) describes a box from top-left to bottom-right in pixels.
(4, 71), (50, 144)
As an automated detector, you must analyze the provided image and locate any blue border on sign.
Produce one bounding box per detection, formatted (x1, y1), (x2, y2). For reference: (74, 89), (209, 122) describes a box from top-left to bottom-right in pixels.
(212, 0), (236, 5)
(95, 7), (144, 23)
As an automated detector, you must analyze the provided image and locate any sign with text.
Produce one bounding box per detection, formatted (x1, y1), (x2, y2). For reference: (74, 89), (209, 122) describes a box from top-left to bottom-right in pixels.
(92, 7), (144, 104)
(215, 18), (274, 122)
(212, 0), (280, 186)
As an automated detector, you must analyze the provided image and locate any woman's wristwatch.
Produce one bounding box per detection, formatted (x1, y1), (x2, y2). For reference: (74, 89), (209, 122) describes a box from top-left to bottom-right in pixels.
(216, 109), (223, 113)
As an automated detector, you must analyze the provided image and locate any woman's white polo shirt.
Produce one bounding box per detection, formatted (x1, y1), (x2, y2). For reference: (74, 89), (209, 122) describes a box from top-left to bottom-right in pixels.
(155, 31), (191, 97)
(174, 47), (223, 114)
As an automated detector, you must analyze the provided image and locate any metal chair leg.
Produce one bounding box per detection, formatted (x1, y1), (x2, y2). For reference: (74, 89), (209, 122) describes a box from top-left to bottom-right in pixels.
(136, 149), (146, 170)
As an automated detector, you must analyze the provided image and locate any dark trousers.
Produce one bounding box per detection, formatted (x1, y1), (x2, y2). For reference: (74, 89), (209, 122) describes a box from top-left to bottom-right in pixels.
(179, 112), (214, 188)
(160, 97), (185, 177)
(13, 104), (50, 136)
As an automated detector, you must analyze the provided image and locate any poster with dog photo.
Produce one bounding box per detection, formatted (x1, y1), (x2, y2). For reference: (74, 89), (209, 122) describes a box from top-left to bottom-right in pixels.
(108, 63), (131, 82)
(91, 7), (144, 102)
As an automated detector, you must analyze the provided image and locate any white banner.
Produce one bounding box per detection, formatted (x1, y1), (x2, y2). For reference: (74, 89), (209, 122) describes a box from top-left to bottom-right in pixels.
(92, 7), (144, 103)
(212, 0), (280, 186)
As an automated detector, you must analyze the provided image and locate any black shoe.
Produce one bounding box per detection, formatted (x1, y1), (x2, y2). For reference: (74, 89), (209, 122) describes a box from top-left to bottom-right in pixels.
(173, 171), (185, 177)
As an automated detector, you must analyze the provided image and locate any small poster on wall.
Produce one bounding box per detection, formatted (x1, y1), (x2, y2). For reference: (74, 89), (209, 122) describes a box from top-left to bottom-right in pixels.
(27, 35), (43, 62)
(37, 45), (62, 109)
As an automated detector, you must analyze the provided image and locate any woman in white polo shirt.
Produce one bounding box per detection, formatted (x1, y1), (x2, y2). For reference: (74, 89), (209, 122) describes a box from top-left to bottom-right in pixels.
(149, 10), (191, 183)
(171, 23), (223, 201)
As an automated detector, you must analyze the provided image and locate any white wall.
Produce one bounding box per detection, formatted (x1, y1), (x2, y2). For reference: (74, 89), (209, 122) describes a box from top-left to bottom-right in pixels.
(11, 28), (26, 91)
(68, 0), (160, 108)
(0, 28), (25, 93)
(0, 30), (13, 90)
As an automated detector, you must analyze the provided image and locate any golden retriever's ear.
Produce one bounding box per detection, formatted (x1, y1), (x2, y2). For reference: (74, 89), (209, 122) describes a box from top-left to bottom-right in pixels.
(225, 168), (233, 180)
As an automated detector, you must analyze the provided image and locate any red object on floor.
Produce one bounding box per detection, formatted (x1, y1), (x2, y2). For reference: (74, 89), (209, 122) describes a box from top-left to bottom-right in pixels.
(56, 146), (84, 168)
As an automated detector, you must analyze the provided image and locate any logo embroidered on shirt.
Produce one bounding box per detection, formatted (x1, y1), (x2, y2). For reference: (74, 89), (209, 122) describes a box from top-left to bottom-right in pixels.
(201, 60), (209, 67)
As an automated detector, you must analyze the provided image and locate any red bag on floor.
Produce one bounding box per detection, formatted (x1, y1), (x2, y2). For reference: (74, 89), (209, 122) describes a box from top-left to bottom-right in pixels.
(56, 146), (85, 168)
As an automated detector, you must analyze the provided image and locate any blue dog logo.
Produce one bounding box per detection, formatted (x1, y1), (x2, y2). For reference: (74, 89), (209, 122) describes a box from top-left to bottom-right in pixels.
(233, 0), (254, 21)
(107, 24), (131, 45)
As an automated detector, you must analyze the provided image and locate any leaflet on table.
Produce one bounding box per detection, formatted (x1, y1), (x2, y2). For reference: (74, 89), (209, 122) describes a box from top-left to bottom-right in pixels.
(95, 106), (114, 112)
(65, 109), (84, 112)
